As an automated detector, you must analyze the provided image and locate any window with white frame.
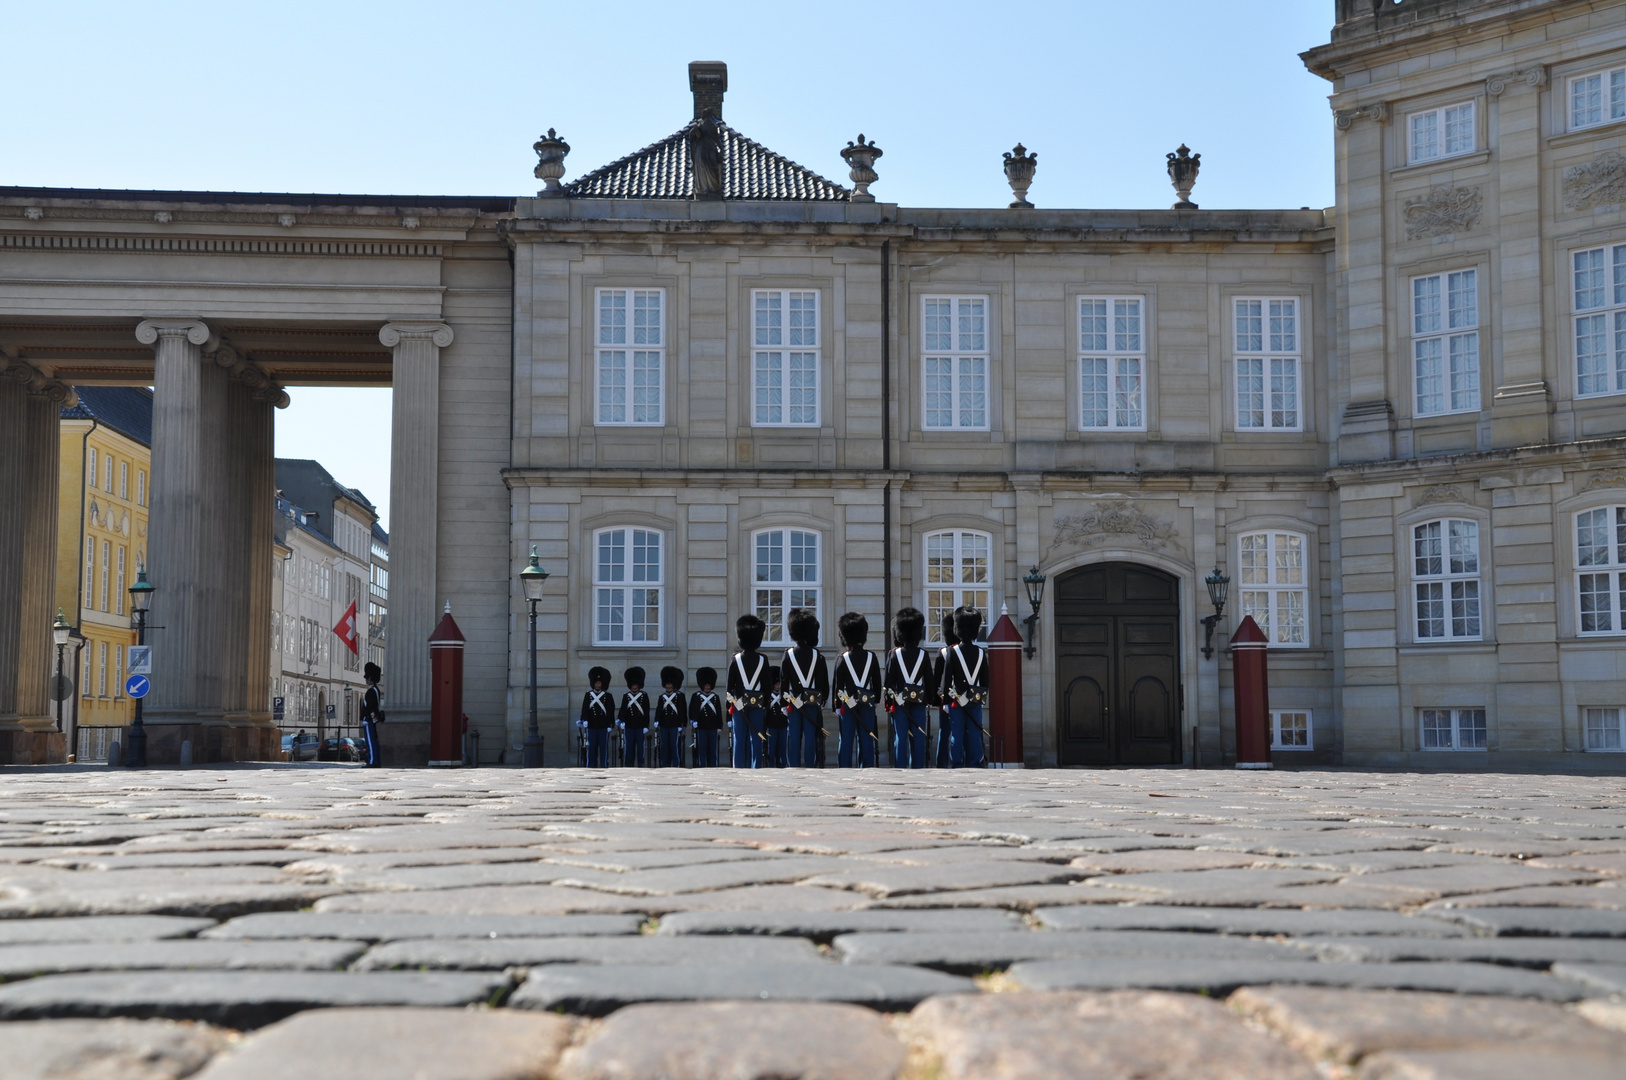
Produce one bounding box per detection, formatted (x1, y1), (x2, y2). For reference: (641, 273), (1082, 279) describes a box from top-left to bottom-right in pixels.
(1420, 707), (1487, 750)
(83, 537), (94, 601)
(595, 288), (664, 426)
(753, 528), (820, 646)
(104, 455), (113, 493)
(1079, 297), (1146, 430)
(113, 645), (123, 699)
(137, 470), (146, 507)
(1238, 531), (1308, 646)
(593, 528), (663, 645)
(119, 462), (128, 500)
(98, 641), (108, 697)
(923, 296), (989, 430)
(1408, 101), (1475, 163)
(1413, 519), (1482, 641)
(1573, 244), (1626, 398)
(752, 290), (819, 426)
(1576, 505), (1626, 635)
(1585, 707), (1624, 751)
(1412, 270), (1480, 416)
(116, 547), (126, 616)
(924, 530), (992, 642)
(1570, 68), (1626, 131)
(1234, 298), (1301, 431)
(82, 648), (91, 698)
(1271, 710), (1312, 750)
(87, 448), (97, 488)
(100, 541), (110, 612)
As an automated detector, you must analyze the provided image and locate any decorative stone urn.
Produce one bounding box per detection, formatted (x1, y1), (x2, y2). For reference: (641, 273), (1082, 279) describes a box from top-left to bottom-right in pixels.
(1167, 144), (1201, 209)
(841, 135), (883, 203)
(1003, 144), (1037, 209)
(533, 129), (570, 196)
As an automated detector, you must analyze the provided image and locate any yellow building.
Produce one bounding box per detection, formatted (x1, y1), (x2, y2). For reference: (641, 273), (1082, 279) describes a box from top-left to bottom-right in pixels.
(56, 387), (151, 759)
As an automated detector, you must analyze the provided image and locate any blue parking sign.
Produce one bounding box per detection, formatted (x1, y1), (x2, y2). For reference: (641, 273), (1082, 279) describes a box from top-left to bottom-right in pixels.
(125, 675), (150, 699)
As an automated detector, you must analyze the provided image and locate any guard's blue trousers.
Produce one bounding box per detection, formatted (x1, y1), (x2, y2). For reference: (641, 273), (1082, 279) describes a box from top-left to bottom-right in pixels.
(838, 705), (878, 768)
(732, 708), (765, 768)
(787, 704), (822, 767)
(936, 710), (952, 768)
(586, 727), (610, 768)
(623, 728), (645, 767)
(659, 726), (683, 767)
(948, 703), (985, 768)
(695, 729), (720, 768)
(765, 726), (788, 767)
(892, 705), (929, 769)
(363, 720), (380, 766)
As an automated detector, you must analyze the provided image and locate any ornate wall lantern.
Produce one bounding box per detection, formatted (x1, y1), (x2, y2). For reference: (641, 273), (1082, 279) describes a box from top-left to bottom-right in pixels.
(1022, 565), (1046, 659)
(1201, 565), (1230, 659)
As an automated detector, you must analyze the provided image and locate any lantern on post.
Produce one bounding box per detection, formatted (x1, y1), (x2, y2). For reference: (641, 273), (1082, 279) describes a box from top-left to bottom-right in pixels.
(1021, 566), (1046, 660)
(518, 546), (549, 768)
(1201, 566), (1230, 659)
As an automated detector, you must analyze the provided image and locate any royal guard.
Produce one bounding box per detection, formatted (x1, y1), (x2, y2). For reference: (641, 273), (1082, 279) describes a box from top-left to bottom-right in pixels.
(727, 614), (770, 768)
(690, 666), (723, 768)
(618, 667), (650, 768)
(939, 606), (989, 768)
(765, 670), (789, 767)
(832, 612), (882, 768)
(932, 613), (958, 768)
(780, 608), (830, 768)
(579, 666), (615, 768)
(656, 666), (688, 768)
(885, 607), (931, 769)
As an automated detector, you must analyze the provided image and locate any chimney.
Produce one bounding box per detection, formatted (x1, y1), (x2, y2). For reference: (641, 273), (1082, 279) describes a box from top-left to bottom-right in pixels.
(689, 61), (727, 121)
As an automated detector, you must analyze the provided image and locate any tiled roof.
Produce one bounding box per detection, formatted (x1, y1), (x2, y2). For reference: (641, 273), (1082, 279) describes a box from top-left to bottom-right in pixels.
(564, 121), (849, 201)
(61, 386), (153, 447)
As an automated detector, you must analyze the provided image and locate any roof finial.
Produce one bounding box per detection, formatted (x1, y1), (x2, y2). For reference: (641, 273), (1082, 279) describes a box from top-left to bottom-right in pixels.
(842, 135), (883, 203)
(533, 129), (570, 197)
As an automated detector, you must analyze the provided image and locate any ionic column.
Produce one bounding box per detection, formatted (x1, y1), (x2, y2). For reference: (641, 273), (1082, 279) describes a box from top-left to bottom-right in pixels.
(242, 383), (278, 752)
(381, 321), (453, 724)
(0, 375), (25, 729)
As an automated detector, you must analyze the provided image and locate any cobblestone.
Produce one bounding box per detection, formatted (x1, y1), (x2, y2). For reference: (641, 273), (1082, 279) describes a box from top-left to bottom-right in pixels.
(0, 1017), (233, 1080)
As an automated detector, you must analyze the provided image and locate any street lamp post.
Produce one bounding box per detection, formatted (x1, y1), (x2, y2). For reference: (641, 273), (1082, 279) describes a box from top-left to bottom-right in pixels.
(51, 610), (71, 734)
(126, 567), (154, 767)
(1021, 566), (1047, 660)
(1200, 565), (1231, 660)
(518, 546), (549, 768)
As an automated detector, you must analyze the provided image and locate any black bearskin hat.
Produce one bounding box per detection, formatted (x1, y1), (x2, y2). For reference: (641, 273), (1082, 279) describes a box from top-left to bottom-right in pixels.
(838, 611), (868, 649)
(787, 608), (820, 648)
(660, 665), (684, 690)
(624, 666), (646, 688)
(588, 666), (611, 688)
(892, 607), (925, 648)
(941, 612), (960, 647)
(735, 614), (765, 651)
(695, 666), (718, 689)
(364, 661), (382, 682)
(953, 606), (984, 644)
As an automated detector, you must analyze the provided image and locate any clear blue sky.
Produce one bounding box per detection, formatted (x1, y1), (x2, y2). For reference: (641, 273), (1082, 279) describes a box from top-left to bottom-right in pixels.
(10, 1), (1341, 527)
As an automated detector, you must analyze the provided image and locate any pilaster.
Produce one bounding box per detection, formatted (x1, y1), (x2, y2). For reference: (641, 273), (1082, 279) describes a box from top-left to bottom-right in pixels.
(1489, 69), (1553, 449)
(1334, 106), (1396, 463)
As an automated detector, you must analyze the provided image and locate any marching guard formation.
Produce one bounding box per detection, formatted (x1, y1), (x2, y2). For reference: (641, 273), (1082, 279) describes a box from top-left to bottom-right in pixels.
(574, 606), (990, 768)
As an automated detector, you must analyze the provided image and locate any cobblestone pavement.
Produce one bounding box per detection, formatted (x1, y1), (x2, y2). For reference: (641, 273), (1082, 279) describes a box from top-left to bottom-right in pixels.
(1, 766), (1624, 1078)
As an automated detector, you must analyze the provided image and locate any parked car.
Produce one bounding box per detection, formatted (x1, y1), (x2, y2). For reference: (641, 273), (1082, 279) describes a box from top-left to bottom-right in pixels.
(320, 737), (362, 762)
(281, 731), (318, 761)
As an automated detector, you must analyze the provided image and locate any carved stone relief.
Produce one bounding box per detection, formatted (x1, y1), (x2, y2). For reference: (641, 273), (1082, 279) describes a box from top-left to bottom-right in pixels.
(1584, 470), (1626, 492)
(1564, 152), (1626, 212)
(1049, 501), (1181, 556)
(1416, 484), (1466, 506)
(1403, 186), (1481, 240)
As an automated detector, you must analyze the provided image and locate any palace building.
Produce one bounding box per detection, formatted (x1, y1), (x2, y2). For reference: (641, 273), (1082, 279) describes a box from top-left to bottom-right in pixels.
(2, 0), (1624, 768)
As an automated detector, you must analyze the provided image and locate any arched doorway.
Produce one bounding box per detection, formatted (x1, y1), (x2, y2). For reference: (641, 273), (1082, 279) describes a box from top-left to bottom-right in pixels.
(1055, 562), (1182, 766)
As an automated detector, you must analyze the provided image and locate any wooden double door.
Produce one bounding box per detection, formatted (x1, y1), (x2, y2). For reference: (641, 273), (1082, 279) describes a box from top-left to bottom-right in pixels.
(1055, 562), (1183, 766)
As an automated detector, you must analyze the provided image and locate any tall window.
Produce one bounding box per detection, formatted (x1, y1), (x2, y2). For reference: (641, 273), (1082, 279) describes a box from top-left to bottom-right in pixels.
(924, 530), (992, 642)
(119, 462), (128, 500)
(84, 537), (95, 601)
(754, 528), (820, 645)
(1570, 69), (1626, 131)
(1420, 707), (1487, 750)
(594, 528), (663, 645)
(87, 448), (97, 488)
(137, 470), (146, 507)
(116, 547), (126, 616)
(98, 641), (108, 697)
(100, 541), (110, 612)
(1238, 531), (1308, 646)
(595, 288), (664, 426)
(1234, 298), (1301, 431)
(1573, 244), (1626, 398)
(1585, 707), (1624, 751)
(923, 296), (989, 430)
(1271, 710), (1312, 750)
(1413, 519), (1481, 641)
(82, 649), (91, 698)
(1079, 297), (1145, 430)
(1577, 506), (1626, 635)
(1412, 270), (1479, 416)
(103, 455), (113, 493)
(113, 645), (124, 699)
(1408, 101), (1475, 163)
(752, 290), (819, 426)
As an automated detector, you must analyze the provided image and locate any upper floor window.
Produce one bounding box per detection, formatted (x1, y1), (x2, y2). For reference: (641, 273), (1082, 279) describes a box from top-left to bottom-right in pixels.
(1412, 270), (1479, 416)
(137, 470), (146, 507)
(1570, 69), (1626, 131)
(595, 288), (664, 426)
(923, 296), (989, 431)
(86, 448), (97, 488)
(119, 462), (128, 500)
(1238, 530), (1308, 647)
(594, 527), (663, 645)
(752, 290), (820, 427)
(1577, 506), (1626, 636)
(1234, 298), (1301, 431)
(1408, 101), (1475, 164)
(754, 528), (820, 646)
(1079, 297), (1145, 431)
(1413, 519), (1481, 641)
(104, 455), (114, 493)
(1574, 245), (1626, 398)
(924, 530), (992, 641)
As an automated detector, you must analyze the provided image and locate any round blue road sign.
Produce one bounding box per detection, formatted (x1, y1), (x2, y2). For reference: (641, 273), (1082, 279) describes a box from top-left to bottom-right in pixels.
(125, 675), (150, 699)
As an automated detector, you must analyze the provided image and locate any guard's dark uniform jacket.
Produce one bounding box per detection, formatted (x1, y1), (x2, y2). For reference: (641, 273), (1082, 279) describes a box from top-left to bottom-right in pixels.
(580, 689), (616, 729)
(689, 690), (724, 730)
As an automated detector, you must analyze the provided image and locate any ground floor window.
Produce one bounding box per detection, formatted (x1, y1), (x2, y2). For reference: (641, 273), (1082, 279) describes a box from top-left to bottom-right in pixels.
(1271, 710), (1312, 750)
(1420, 707), (1487, 750)
(754, 528), (821, 646)
(593, 527), (663, 645)
(1585, 707), (1624, 751)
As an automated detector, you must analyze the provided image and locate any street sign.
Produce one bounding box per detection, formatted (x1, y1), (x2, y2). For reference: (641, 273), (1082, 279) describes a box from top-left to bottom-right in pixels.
(273, 696), (285, 721)
(50, 675), (74, 703)
(125, 675), (150, 699)
(325, 704), (336, 720)
(127, 645), (152, 676)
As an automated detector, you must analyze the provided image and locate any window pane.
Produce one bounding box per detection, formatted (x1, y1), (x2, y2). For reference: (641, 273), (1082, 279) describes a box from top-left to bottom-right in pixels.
(958, 357), (986, 428)
(1115, 357), (1143, 428)
(1451, 580), (1481, 638)
(1236, 358), (1264, 428)
(1081, 357), (1109, 428)
(788, 353), (818, 424)
(631, 530), (661, 584)
(788, 292), (817, 347)
(1580, 572), (1614, 633)
(1444, 103), (1474, 155)
(1269, 300), (1296, 353)
(756, 353), (783, 424)
(1448, 332), (1479, 412)
(756, 532), (784, 584)
(1578, 313), (1608, 396)
(1576, 249), (1605, 310)
(790, 531), (818, 583)
(926, 532), (954, 584)
(1114, 299), (1141, 352)
(755, 291), (781, 346)
(1448, 520), (1479, 575)
(1411, 111), (1439, 161)
(961, 532), (989, 584)
(1415, 337), (1444, 416)
(631, 587), (660, 642)
(1421, 709), (1451, 748)
(599, 291), (626, 345)
(1578, 508), (1611, 566)
(1575, 74), (1603, 128)
(957, 298), (985, 352)
(1235, 300), (1263, 352)
(924, 299), (952, 351)
(597, 530), (626, 583)
(1459, 708), (1487, 748)
(924, 357), (953, 428)
(1416, 581), (1445, 638)
(1414, 275), (1442, 335)
(633, 351), (661, 423)
(1270, 358), (1298, 428)
(598, 351), (627, 423)
(597, 587), (625, 642)
(633, 291), (661, 345)
(1080, 299), (1107, 351)
(1586, 707), (1624, 750)
(1414, 520), (1443, 577)
(1447, 270), (1477, 330)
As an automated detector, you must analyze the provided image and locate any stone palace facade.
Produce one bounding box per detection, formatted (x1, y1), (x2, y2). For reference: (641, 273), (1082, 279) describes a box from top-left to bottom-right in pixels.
(2, 0), (1625, 768)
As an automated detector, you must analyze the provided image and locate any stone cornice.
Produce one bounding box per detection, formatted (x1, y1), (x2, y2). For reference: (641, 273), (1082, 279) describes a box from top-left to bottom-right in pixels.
(1328, 434), (1626, 486)
(1305, 0), (1587, 82)
(499, 467), (1328, 494)
(0, 232), (449, 258)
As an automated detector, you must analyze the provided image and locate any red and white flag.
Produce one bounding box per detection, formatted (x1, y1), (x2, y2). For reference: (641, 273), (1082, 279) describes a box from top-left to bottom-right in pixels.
(334, 600), (360, 655)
